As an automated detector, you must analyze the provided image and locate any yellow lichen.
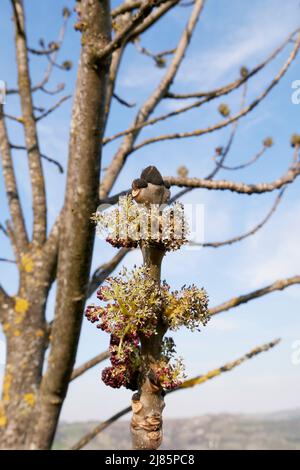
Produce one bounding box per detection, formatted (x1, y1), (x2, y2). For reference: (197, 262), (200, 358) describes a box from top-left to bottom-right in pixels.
(2, 323), (11, 332)
(0, 403), (7, 427)
(13, 330), (21, 337)
(35, 329), (44, 337)
(3, 372), (13, 402)
(23, 393), (36, 407)
(15, 297), (29, 314)
(21, 254), (34, 273)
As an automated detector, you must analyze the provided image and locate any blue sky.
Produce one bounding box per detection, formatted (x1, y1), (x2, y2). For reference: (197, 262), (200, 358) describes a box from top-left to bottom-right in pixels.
(0, 0), (300, 424)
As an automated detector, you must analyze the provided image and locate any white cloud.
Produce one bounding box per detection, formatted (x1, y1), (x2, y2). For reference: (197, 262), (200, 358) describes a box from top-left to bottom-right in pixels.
(176, 2), (299, 88)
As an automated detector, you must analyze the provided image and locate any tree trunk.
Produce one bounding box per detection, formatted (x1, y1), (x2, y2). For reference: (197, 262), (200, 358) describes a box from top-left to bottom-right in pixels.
(131, 244), (167, 449)
(0, 249), (54, 449)
(27, 0), (112, 450)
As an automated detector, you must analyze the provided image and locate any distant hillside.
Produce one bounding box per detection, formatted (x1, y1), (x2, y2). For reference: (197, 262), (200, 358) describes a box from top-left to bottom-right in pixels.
(54, 409), (300, 450)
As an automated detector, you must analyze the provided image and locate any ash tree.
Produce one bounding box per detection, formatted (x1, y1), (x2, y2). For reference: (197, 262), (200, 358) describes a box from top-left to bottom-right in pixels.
(0, 0), (300, 450)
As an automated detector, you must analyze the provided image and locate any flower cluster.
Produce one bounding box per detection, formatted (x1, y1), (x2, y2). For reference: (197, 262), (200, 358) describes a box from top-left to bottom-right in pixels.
(93, 195), (189, 251)
(102, 334), (140, 390)
(153, 356), (186, 390)
(156, 337), (186, 389)
(89, 266), (163, 337)
(162, 283), (209, 331)
(86, 267), (209, 390)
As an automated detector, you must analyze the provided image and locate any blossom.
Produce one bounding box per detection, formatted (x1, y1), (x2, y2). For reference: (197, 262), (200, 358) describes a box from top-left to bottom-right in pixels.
(85, 266), (209, 390)
(93, 195), (189, 251)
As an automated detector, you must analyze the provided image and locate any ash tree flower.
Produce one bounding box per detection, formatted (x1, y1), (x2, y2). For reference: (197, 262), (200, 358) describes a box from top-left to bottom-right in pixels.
(87, 166), (209, 450)
(85, 266), (209, 390)
(93, 195), (189, 251)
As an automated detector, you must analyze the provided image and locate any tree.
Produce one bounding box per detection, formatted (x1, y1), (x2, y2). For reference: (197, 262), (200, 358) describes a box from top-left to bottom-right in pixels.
(0, 0), (299, 450)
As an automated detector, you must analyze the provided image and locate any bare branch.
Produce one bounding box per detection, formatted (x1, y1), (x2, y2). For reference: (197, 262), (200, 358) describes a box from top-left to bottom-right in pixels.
(179, 338), (281, 388)
(168, 84), (247, 203)
(7, 10), (70, 96)
(87, 248), (130, 298)
(27, 43), (59, 56)
(104, 48), (127, 128)
(179, 0), (195, 6)
(103, 29), (299, 146)
(111, 1), (142, 18)
(213, 140), (271, 171)
(0, 223), (8, 236)
(11, 144), (64, 173)
(39, 83), (65, 95)
(97, 1), (172, 61)
(113, 93), (136, 108)
(11, 0), (47, 245)
(128, 0), (180, 40)
(100, 189), (130, 205)
(166, 28), (299, 99)
(70, 351), (110, 381)
(134, 38), (175, 67)
(166, 162), (300, 195)
(71, 406), (132, 450)
(100, 0), (205, 199)
(70, 338), (280, 450)
(0, 106), (28, 251)
(209, 276), (300, 316)
(192, 189), (285, 248)
(35, 95), (71, 121)
(0, 258), (16, 264)
(132, 34), (300, 152)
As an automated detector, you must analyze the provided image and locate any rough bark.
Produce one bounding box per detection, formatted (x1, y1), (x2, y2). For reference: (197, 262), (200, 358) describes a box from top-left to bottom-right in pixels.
(27, 0), (112, 450)
(131, 244), (167, 450)
(12, 0), (47, 246)
(0, 248), (57, 449)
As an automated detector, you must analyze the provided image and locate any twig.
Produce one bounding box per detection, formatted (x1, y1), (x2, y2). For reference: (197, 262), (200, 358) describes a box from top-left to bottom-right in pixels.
(98, 1), (171, 61)
(70, 338), (280, 450)
(87, 248), (130, 297)
(130, 34), (300, 152)
(35, 95), (71, 121)
(11, 0), (47, 245)
(71, 351), (110, 381)
(11, 144), (64, 173)
(209, 275), (300, 316)
(111, 1), (143, 18)
(0, 258), (16, 264)
(214, 145), (268, 171)
(113, 93), (136, 108)
(103, 29), (299, 146)
(100, 0), (205, 199)
(192, 189), (285, 248)
(165, 161), (300, 195)
(0, 105), (28, 251)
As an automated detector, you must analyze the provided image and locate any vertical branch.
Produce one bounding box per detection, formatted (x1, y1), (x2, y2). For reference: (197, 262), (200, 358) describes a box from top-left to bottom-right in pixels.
(0, 107), (28, 251)
(100, 0), (205, 199)
(11, 0), (47, 245)
(131, 244), (167, 449)
(29, 0), (112, 450)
